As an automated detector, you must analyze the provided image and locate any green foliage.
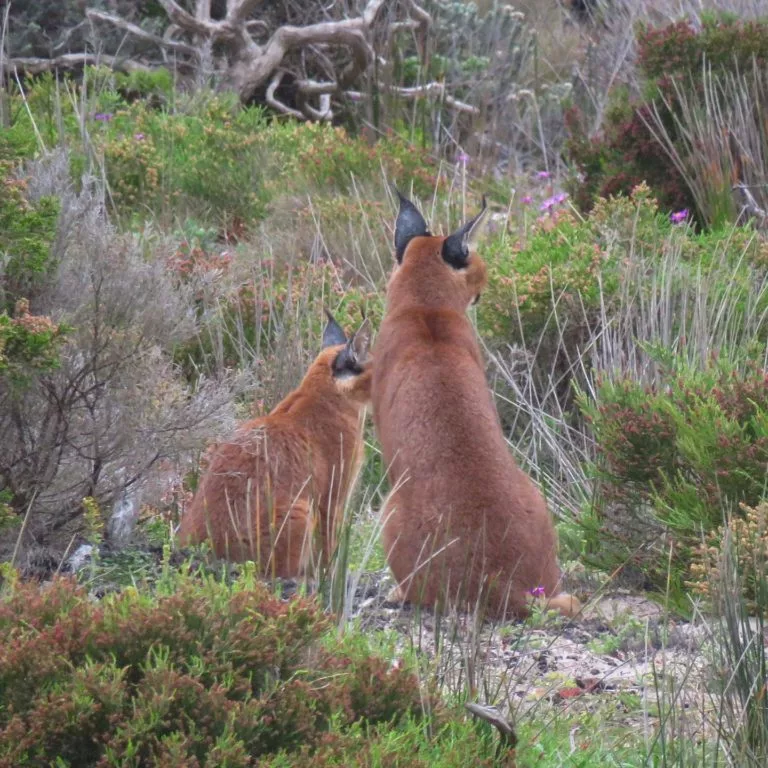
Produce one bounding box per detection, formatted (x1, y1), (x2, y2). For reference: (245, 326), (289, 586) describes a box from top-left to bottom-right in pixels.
(115, 67), (174, 105)
(577, 357), (768, 598)
(0, 570), (503, 766)
(0, 164), (60, 309)
(4, 75), (441, 231)
(480, 185), (665, 345)
(478, 184), (765, 359)
(0, 295), (67, 396)
(0, 491), (15, 533)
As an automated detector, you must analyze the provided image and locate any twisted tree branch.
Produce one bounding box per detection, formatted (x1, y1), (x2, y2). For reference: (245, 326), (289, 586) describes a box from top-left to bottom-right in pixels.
(8, 0), (455, 122)
(86, 10), (199, 58)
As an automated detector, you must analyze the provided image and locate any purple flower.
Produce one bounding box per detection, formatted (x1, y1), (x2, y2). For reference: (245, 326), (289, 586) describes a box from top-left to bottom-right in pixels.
(670, 209), (689, 224)
(536, 170), (550, 180)
(134, 132), (145, 141)
(93, 112), (113, 122)
(540, 192), (569, 212)
(456, 151), (470, 168)
(528, 585), (546, 597)
(540, 196), (557, 211)
(521, 195), (533, 205)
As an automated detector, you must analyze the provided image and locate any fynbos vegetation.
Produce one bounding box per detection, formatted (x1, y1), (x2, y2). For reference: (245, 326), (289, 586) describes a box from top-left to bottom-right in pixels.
(2, 1), (768, 765)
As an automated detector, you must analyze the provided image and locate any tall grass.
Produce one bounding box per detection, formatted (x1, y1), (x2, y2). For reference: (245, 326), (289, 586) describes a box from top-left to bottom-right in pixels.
(646, 62), (768, 229)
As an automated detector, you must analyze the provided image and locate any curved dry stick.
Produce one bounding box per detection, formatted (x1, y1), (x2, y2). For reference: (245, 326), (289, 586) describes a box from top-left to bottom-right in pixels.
(265, 71), (304, 119)
(1, 53), (151, 76)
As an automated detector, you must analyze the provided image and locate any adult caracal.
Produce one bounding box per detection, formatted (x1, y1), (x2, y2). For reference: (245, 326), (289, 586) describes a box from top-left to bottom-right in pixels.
(372, 191), (579, 619)
(177, 312), (372, 577)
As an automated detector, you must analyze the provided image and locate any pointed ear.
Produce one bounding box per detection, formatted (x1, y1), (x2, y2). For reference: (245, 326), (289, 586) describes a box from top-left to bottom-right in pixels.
(322, 309), (347, 348)
(332, 317), (371, 377)
(441, 197), (489, 269)
(349, 317), (371, 362)
(394, 187), (430, 264)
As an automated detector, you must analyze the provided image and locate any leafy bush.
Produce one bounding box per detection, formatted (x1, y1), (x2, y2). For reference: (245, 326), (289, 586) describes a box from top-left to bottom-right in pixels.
(689, 500), (768, 615)
(478, 185), (767, 417)
(578, 357), (768, 599)
(3, 75), (441, 231)
(0, 163), (60, 309)
(0, 300), (67, 386)
(565, 16), (768, 226)
(0, 569), (502, 767)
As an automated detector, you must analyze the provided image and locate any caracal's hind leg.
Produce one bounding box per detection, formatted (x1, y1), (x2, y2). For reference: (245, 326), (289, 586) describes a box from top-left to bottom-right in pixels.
(379, 488), (411, 604)
(257, 498), (315, 579)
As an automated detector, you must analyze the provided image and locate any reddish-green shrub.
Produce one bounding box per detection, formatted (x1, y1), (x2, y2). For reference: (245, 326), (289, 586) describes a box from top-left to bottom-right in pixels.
(566, 17), (768, 224)
(0, 572), (441, 766)
(577, 358), (768, 600)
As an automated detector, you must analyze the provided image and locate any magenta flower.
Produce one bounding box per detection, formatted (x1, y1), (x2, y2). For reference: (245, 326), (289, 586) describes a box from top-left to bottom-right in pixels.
(536, 170), (550, 180)
(457, 151), (470, 168)
(134, 132), (145, 141)
(670, 209), (689, 224)
(528, 585), (546, 597)
(540, 192), (569, 212)
(93, 112), (113, 122)
(521, 195), (533, 205)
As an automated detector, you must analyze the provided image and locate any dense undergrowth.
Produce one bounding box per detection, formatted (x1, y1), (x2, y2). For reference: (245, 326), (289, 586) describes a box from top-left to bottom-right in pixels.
(2, 1), (768, 765)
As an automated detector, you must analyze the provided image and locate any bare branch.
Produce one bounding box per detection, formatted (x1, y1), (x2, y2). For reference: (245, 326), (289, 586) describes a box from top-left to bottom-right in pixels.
(297, 90), (333, 121)
(229, 16), (375, 100)
(227, 0), (267, 26)
(404, 0), (432, 30)
(86, 10), (199, 58)
(346, 82), (480, 114)
(361, 0), (389, 27)
(1, 53), (151, 76)
(266, 71), (305, 120)
(295, 78), (339, 96)
(195, 0), (211, 22)
(157, 0), (234, 41)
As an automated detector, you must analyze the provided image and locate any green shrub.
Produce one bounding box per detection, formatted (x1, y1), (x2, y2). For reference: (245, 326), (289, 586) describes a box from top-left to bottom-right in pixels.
(0, 569), (495, 767)
(4, 75), (442, 231)
(577, 357), (768, 600)
(480, 185), (674, 344)
(0, 163), (60, 309)
(689, 500), (768, 615)
(0, 300), (67, 387)
(478, 184), (766, 409)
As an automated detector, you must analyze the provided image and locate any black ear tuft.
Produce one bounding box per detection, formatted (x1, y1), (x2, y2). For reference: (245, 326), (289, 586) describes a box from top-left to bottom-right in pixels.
(332, 317), (371, 379)
(441, 197), (489, 270)
(394, 187), (430, 263)
(322, 309), (347, 349)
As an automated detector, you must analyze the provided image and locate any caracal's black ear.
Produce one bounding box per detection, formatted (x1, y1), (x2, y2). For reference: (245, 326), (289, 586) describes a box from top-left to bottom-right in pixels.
(394, 187), (430, 264)
(441, 197), (489, 269)
(322, 309), (348, 349)
(332, 317), (371, 378)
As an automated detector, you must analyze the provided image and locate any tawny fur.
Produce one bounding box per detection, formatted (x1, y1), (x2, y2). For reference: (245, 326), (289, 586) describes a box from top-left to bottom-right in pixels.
(177, 324), (371, 577)
(372, 199), (580, 619)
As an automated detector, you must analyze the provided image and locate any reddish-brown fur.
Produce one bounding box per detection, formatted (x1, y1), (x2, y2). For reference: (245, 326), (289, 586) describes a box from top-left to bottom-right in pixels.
(177, 318), (371, 577)
(372, 195), (579, 619)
